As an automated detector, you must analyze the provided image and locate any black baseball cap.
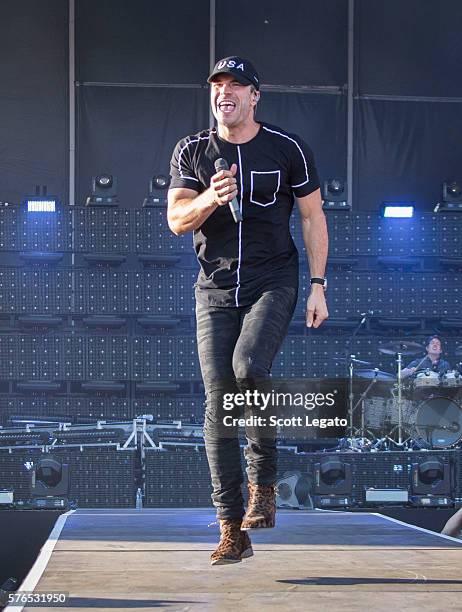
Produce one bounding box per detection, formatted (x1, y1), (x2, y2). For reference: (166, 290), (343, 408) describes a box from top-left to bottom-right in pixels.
(207, 56), (260, 90)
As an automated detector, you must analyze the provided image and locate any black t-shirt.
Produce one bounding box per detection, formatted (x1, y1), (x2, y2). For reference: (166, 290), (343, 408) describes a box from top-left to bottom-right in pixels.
(169, 122), (320, 307)
(406, 356), (451, 374)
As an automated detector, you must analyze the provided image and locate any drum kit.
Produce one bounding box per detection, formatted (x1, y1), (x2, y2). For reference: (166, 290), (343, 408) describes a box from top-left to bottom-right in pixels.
(341, 341), (462, 450)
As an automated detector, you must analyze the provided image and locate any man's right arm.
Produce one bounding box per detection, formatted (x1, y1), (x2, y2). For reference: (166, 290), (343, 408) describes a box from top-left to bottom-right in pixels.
(167, 164), (238, 236)
(401, 360), (417, 379)
(167, 187), (218, 236)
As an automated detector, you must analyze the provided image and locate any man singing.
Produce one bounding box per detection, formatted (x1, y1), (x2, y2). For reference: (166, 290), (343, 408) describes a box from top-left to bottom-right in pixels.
(168, 56), (328, 564)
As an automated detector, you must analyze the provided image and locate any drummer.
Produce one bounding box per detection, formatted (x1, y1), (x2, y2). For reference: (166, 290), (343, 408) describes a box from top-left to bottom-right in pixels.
(401, 335), (451, 379)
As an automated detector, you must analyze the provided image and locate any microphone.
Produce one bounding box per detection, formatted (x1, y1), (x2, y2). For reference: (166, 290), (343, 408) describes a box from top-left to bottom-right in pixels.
(214, 158), (242, 223)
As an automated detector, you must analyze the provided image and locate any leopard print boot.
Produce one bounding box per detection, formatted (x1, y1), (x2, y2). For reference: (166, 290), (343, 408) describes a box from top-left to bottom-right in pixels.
(210, 519), (254, 565)
(241, 483), (276, 530)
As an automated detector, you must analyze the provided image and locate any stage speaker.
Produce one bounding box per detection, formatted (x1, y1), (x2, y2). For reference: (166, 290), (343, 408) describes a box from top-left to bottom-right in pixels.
(276, 471), (313, 509)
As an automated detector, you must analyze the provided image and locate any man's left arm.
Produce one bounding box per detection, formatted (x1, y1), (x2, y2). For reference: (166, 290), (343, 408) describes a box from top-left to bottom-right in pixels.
(296, 187), (329, 328)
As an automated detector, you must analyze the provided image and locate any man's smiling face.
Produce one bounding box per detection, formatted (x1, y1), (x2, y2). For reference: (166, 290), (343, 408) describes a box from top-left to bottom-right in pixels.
(210, 74), (258, 129)
(427, 337), (442, 357)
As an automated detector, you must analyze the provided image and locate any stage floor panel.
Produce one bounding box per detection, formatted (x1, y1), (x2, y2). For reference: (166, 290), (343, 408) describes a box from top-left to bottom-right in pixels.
(13, 508), (462, 612)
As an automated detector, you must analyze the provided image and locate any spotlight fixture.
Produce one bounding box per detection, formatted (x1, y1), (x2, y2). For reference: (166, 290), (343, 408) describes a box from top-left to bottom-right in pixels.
(24, 185), (58, 212)
(153, 175), (170, 189)
(86, 173), (118, 206)
(381, 202), (415, 218)
(322, 178), (350, 210)
(434, 180), (462, 212)
(30, 456), (71, 509)
(314, 456), (353, 507)
(410, 458), (452, 507)
(143, 174), (171, 207)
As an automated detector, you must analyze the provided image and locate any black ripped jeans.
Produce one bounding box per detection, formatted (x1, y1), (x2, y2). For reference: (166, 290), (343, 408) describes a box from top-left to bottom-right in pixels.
(195, 286), (298, 520)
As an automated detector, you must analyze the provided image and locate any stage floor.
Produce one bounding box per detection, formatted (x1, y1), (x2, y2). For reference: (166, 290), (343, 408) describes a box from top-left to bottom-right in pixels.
(9, 508), (462, 612)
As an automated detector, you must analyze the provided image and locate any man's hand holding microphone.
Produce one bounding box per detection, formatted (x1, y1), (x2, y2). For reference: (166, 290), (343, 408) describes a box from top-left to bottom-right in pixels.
(211, 159), (242, 223)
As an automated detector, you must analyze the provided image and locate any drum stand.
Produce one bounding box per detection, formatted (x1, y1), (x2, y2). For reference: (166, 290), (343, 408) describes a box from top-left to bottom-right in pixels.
(345, 312), (370, 441)
(337, 354), (363, 450)
(344, 357), (380, 448)
(354, 377), (379, 439)
(348, 355), (354, 439)
(386, 352), (411, 448)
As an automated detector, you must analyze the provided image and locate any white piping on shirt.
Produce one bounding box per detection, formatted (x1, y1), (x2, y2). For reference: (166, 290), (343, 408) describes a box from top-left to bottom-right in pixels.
(262, 125), (310, 188)
(250, 170), (281, 206)
(177, 131), (216, 182)
(235, 145), (244, 306)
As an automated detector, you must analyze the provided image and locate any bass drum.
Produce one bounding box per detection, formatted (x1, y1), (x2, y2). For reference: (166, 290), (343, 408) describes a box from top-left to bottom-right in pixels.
(412, 396), (462, 448)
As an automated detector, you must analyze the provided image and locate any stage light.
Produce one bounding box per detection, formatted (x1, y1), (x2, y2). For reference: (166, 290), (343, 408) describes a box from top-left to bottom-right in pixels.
(143, 174), (171, 207)
(86, 173), (118, 206)
(418, 459), (444, 484)
(30, 456), (71, 509)
(319, 458), (344, 483)
(444, 180), (462, 203)
(381, 203), (414, 218)
(322, 178), (350, 210)
(24, 185), (58, 212)
(314, 456), (353, 507)
(410, 458), (452, 507)
(434, 180), (462, 212)
(153, 174), (170, 190)
(36, 459), (62, 487)
(26, 199), (57, 212)
(97, 174), (112, 188)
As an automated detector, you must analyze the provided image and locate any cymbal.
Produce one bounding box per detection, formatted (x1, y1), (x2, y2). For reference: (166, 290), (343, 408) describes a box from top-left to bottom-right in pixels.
(355, 369), (396, 381)
(333, 356), (372, 367)
(379, 340), (423, 356)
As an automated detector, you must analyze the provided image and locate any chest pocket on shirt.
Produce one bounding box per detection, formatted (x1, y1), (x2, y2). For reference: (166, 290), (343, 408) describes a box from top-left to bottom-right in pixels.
(250, 170), (281, 207)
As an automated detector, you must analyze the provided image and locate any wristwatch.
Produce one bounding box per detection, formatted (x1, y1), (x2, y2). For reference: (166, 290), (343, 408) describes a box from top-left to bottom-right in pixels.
(310, 277), (327, 291)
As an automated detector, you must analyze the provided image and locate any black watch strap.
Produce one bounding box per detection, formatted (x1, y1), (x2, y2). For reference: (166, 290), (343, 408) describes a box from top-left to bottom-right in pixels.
(310, 277), (327, 289)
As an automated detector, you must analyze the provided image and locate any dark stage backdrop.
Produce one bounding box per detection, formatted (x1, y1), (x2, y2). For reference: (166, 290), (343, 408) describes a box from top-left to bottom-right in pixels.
(356, 0), (462, 98)
(74, 0), (348, 208)
(76, 86), (209, 207)
(1, 0), (462, 209)
(215, 0), (348, 87)
(75, 0), (210, 84)
(355, 99), (462, 210)
(0, 0), (68, 205)
(354, 0), (462, 209)
(257, 92), (347, 188)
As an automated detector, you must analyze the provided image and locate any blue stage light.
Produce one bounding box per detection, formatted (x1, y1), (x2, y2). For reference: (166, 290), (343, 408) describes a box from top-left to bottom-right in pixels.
(26, 199), (57, 212)
(381, 203), (414, 218)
